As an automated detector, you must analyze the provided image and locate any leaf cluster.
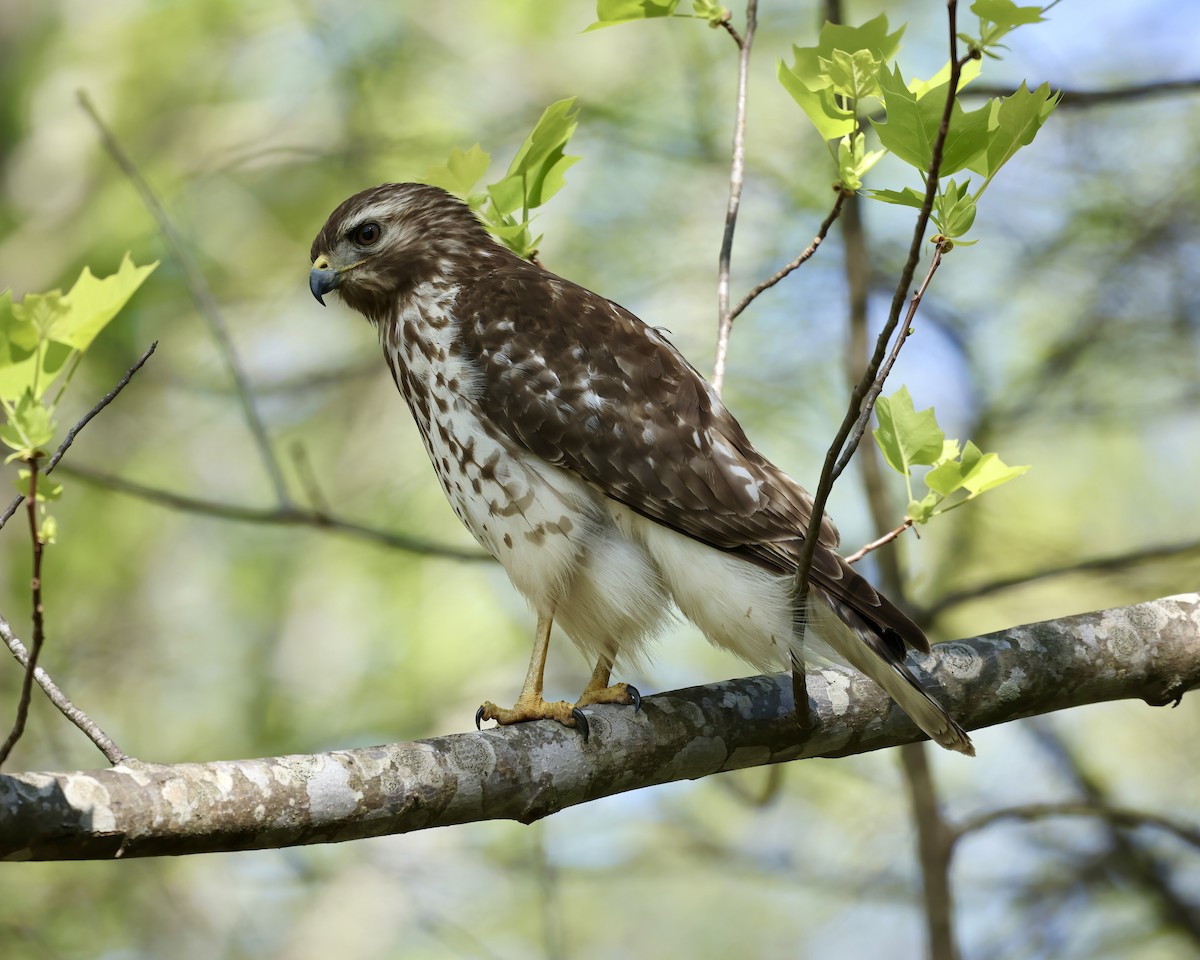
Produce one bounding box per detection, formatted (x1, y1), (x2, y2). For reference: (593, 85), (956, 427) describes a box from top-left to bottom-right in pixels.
(775, 6), (1058, 242)
(874, 387), (1028, 524)
(423, 99), (580, 260)
(0, 255), (156, 532)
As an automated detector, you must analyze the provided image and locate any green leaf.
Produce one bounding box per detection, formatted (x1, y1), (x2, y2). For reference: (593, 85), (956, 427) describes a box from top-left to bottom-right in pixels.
(777, 58), (856, 140)
(957, 441), (1030, 496)
(907, 491), (940, 524)
(1, 387), (56, 460)
(587, 0), (681, 30)
(778, 14), (904, 142)
(872, 64), (940, 170)
(818, 13), (905, 64)
(972, 0), (1046, 31)
(908, 57), (982, 99)
(422, 144), (491, 200)
(837, 131), (884, 192)
(924, 458), (968, 497)
(821, 49), (883, 102)
(475, 99), (580, 257)
(51, 253), (158, 351)
(873, 387), (945, 475)
(934, 179), (978, 238)
(970, 82), (1060, 180)
(868, 186), (926, 209)
(692, 0), (729, 27)
(873, 69), (991, 178)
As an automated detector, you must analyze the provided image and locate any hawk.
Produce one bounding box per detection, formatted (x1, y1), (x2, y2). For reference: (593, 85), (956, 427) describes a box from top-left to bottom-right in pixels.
(309, 182), (973, 754)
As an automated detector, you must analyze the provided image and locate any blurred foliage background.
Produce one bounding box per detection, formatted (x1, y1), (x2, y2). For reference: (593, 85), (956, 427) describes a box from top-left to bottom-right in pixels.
(1, 1), (1198, 957)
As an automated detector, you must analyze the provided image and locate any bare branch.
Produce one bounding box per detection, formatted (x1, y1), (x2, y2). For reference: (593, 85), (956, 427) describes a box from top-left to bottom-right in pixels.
(964, 76), (1200, 108)
(727, 188), (847, 325)
(952, 803), (1200, 852)
(77, 91), (290, 506)
(831, 240), (947, 481)
(922, 539), (1200, 620)
(0, 614), (128, 765)
(844, 518), (915, 564)
(0, 342), (157, 531)
(57, 462), (488, 562)
(1, 593), (1196, 861)
(0, 460), (47, 767)
(711, 0), (758, 396)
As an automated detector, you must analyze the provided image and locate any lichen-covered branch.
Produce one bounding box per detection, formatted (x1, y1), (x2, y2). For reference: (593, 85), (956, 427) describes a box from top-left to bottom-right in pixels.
(2, 594), (1196, 862)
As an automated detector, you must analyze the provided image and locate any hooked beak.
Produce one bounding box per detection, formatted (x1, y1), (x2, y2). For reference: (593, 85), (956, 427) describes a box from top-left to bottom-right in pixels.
(309, 254), (338, 306)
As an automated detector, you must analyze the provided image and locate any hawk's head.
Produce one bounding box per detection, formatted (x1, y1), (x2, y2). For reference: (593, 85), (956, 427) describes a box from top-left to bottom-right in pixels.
(309, 183), (495, 322)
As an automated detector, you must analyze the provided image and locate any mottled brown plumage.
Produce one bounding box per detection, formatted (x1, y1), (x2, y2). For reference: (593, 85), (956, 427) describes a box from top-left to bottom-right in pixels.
(309, 182), (972, 753)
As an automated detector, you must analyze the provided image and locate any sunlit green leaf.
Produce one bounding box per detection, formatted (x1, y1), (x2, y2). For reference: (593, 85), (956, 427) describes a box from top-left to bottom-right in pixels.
(777, 58), (855, 140)
(587, 0), (681, 30)
(868, 186), (926, 209)
(972, 0), (1046, 31)
(907, 491), (940, 524)
(422, 144), (491, 200)
(934, 179), (978, 238)
(778, 14), (904, 142)
(52, 254), (158, 351)
(970, 82), (1060, 179)
(908, 57), (982, 99)
(873, 386), (945, 475)
(821, 49), (883, 102)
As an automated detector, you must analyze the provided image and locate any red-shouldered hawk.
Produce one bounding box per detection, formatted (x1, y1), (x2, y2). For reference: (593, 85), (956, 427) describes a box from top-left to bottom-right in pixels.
(309, 183), (972, 754)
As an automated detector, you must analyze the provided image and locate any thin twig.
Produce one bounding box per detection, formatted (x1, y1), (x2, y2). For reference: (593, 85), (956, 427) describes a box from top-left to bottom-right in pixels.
(832, 240), (948, 481)
(0, 614), (129, 765)
(792, 3), (967, 606)
(952, 802), (1200, 851)
(289, 441), (331, 515)
(0, 342), (157, 531)
(711, 0), (758, 396)
(844, 518), (915, 564)
(0, 460), (47, 767)
(718, 14), (744, 48)
(57, 462), (489, 562)
(77, 91), (291, 506)
(727, 188), (847, 324)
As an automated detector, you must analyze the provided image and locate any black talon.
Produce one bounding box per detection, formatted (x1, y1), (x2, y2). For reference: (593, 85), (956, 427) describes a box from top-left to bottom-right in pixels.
(475, 706), (485, 731)
(571, 708), (590, 743)
(628, 685), (642, 714)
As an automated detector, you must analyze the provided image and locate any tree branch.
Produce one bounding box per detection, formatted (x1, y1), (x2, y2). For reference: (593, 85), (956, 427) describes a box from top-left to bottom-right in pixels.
(1, 594), (1195, 861)
(922, 539), (1200, 620)
(77, 91), (291, 506)
(55, 462), (488, 562)
(711, 0), (758, 395)
(0, 613), (129, 765)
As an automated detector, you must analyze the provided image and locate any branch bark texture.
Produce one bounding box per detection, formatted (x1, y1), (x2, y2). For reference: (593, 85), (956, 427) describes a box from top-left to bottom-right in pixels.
(2, 594), (1196, 861)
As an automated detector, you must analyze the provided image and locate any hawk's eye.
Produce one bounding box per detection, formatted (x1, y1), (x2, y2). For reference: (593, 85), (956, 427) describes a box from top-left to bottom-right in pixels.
(352, 222), (382, 246)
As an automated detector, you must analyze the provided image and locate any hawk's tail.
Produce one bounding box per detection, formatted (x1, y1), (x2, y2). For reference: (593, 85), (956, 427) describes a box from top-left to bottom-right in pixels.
(797, 550), (975, 756)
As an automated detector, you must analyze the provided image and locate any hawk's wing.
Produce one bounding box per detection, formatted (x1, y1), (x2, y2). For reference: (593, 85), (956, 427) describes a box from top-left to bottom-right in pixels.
(455, 260), (929, 656)
(455, 261), (839, 566)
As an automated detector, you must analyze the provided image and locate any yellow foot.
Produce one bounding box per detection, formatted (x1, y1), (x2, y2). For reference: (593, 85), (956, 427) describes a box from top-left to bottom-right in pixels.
(475, 698), (591, 742)
(575, 682), (642, 712)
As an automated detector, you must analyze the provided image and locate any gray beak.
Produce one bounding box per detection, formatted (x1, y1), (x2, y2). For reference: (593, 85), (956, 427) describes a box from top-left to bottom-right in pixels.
(309, 257), (338, 306)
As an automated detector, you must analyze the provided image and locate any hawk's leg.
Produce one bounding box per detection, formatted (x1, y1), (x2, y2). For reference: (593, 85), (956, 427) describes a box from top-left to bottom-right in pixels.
(476, 612), (590, 740)
(574, 656), (641, 712)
